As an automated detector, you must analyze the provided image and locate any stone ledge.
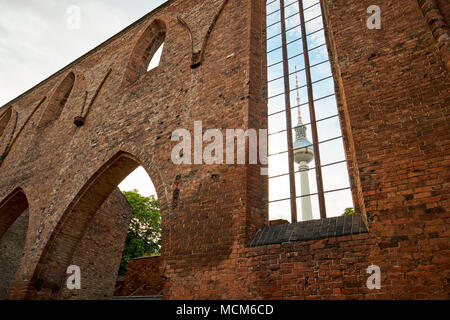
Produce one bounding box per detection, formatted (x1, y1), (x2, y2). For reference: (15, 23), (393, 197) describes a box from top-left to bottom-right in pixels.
(248, 214), (369, 247)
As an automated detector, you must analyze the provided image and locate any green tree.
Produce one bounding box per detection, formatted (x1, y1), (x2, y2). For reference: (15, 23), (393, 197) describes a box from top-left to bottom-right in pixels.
(119, 190), (161, 276)
(342, 207), (356, 216)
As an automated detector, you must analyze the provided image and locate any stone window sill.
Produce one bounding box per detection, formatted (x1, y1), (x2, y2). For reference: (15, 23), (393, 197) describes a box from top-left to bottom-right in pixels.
(248, 214), (369, 247)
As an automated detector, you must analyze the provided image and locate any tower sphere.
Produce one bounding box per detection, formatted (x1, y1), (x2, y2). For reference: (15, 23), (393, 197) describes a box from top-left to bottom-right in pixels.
(293, 139), (314, 164)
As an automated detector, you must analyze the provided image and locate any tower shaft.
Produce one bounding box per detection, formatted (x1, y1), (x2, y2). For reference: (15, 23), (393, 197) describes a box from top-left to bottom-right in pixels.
(299, 161), (313, 221)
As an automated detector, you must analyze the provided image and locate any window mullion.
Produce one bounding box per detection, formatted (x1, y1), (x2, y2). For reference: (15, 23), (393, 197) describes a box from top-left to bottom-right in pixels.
(279, 0), (298, 223)
(297, 0), (327, 219)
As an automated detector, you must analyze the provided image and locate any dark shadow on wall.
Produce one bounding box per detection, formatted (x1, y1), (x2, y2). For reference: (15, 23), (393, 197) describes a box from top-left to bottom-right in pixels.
(0, 189), (29, 300)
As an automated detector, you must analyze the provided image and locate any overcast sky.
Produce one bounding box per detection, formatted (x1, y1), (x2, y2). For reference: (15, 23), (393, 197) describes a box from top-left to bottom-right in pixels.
(0, 0), (354, 221)
(0, 1), (168, 196)
(0, 0), (168, 106)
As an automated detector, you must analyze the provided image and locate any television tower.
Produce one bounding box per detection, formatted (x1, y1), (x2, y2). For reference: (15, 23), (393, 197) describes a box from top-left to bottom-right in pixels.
(293, 66), (314, 221)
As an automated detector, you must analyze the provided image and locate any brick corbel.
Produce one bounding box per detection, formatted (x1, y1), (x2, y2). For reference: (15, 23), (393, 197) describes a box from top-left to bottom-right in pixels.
(178, 0), (229, 69)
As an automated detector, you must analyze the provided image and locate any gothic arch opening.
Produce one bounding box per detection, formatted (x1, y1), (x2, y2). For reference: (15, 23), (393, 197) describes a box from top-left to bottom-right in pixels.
(0, 188), (29, 300)
(38, 72), (75, 128)
(122, 20), (166, 86)
(26, 152), (162, 300)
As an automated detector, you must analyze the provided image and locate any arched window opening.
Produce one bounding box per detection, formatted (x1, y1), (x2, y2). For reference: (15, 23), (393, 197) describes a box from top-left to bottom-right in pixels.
(0, 189), (29, 300)
(122, 20), (166, 86)
(26, 153), (163, 300)
(0, 109), (12, 139)
(147, 42), (164, 71)
(265, 0), (356, 223)
(38, 72), (75, 128)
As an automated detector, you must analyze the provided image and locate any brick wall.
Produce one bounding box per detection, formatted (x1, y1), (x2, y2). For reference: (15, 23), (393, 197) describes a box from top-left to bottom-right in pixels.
(59, 189), (132, 300)
(0, 209), (28, 299)
(236, 0), (449, 300)
(114, 256), (164, 297)
(0, 0), (448, 300)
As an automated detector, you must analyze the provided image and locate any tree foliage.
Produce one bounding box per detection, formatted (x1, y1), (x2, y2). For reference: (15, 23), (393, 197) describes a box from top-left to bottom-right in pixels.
(119, 190), (161, 276)
(342, 207), (356, 216)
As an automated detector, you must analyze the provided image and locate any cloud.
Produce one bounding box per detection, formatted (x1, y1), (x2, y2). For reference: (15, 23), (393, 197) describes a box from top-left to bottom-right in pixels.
(0, 0), (168, 106)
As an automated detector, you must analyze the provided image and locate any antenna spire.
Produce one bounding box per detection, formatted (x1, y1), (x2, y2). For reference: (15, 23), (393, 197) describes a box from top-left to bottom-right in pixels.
(295, 65), (302, 124)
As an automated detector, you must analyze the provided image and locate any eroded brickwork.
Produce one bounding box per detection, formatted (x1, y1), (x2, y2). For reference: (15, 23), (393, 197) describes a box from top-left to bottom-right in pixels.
(0, 0), (448, 300)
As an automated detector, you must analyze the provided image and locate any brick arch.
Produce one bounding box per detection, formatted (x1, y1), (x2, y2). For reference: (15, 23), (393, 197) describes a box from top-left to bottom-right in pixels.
(121, 19), (167, 87)
(0, 108), (13, 139)
(0, 188), (30, 300)
(38, 71), (76, 128)
(0, 108), (18, 160)
(23, 151), (163, 299)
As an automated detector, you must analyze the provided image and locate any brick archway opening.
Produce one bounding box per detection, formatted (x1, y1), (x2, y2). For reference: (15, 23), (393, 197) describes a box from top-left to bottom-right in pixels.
(23, 152), (162, 300)
(0, 188), (29, 300)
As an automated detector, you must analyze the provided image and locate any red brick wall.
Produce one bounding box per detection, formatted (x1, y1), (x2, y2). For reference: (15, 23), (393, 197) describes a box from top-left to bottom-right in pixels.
(114, 256), (164, 297)
(59, 189), (132, 300)
(0, 209), (28, 299)
(236, 0), (449, 300)
(0, 0), (448, 300)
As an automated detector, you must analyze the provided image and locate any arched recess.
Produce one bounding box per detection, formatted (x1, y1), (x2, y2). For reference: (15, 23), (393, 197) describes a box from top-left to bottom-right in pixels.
(38, 72), (75, 128)
(0, 108), (17, 159)
(0, 188), (30, 300)
(121, 20), (167, 87)
(0, 109), (12, 139)
(25, 152), (159, 299)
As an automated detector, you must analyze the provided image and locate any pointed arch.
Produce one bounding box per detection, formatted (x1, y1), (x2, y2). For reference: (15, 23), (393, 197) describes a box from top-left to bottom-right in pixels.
(0, 108), (17, 159)
(38, 72), (76, 128)
(0, 188), (29, 238)
(25, 151), (158, 299)
(0, 188), (30, 300)
(0, 108), (13, 139)
(121, 20), (167, 87)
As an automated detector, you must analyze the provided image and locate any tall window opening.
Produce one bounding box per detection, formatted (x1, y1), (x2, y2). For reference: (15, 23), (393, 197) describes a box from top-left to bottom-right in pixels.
(266, 0), (354, 223)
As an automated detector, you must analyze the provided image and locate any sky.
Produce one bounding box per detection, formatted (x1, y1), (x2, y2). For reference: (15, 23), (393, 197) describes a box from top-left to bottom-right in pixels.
(0, 0), (168, 106)
(0, 0), (354, 221)
(0, 0), (167, 197)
